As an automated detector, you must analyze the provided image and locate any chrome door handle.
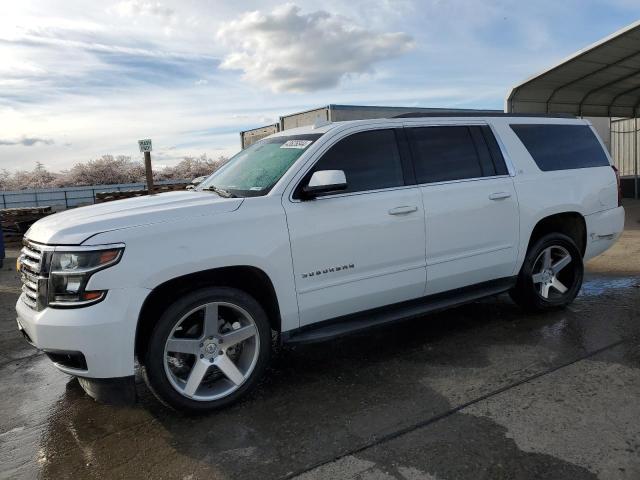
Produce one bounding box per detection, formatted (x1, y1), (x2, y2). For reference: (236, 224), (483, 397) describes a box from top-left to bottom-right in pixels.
(488, 192), (511, 200)
(388, 206), (418, 215)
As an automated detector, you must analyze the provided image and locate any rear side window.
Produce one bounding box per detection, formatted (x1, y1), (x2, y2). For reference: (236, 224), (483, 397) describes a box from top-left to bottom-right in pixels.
(510, 124), (609, 171)
(308, 129), (404, 194)
(408, 126), (484, 183)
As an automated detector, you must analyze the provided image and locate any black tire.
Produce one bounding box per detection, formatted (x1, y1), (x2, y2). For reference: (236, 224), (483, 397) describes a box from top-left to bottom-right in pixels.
(510, 233), (583, 312)
(142, 287), (271, 413)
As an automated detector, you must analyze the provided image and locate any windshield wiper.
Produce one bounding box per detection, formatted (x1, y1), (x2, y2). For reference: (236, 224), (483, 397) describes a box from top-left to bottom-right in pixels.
(201, 185), (237, 198)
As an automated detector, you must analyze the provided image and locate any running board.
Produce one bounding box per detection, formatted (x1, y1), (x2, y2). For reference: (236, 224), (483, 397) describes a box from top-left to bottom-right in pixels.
(282, 277), (517, 345)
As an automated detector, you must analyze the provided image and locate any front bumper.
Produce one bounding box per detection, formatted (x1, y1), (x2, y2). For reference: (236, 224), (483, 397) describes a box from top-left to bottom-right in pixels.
(16, 287), (150, 379)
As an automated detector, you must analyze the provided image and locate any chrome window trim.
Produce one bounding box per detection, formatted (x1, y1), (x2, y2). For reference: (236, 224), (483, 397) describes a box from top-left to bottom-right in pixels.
(288, 174), (513, 203)
(289, 183), (421, 203)
(414, 174), (513, 189)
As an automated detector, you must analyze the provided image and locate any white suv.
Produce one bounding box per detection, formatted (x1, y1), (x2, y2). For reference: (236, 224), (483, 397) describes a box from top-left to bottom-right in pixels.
(16, 114), (624, 411)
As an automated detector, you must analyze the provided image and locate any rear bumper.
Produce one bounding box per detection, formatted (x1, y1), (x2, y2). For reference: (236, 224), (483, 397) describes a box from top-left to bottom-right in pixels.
(584, 206), (625, 261)
(15, 287), (149, 379)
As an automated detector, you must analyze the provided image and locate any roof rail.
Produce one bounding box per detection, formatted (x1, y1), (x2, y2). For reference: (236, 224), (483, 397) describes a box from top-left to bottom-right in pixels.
(393, 112), (576, 119)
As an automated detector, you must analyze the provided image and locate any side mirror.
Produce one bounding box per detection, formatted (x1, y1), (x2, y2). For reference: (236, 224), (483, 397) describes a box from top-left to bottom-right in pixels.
(302, 170), (347, 199)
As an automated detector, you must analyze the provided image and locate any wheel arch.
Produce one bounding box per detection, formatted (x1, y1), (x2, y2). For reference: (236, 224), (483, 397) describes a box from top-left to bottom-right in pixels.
(135, 265), (281, 363)
(526, 211), (587, 257)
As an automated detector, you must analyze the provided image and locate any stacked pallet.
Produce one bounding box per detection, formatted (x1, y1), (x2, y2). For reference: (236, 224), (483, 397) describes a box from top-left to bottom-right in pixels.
(95, 183), (188, 203)
(1, 206), (52, 248)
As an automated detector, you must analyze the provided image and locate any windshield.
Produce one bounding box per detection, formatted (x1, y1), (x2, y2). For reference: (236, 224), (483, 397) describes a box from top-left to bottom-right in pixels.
(198, 133), (323, 197)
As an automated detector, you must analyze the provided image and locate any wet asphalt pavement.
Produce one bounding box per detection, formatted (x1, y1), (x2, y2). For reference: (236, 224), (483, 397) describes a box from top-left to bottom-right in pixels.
(1, 202), (639, 480)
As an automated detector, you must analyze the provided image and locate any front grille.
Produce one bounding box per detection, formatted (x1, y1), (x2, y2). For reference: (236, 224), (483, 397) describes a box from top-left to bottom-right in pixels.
(19, 241), (48, 310)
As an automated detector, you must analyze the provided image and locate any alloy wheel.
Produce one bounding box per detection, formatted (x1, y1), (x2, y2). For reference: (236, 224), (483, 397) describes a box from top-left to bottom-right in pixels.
(531, 245), (574, 299)
(163, 302), (260, 401)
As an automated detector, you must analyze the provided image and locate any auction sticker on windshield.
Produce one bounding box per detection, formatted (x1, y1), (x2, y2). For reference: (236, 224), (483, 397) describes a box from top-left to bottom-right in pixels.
(280, 140), (312, 149)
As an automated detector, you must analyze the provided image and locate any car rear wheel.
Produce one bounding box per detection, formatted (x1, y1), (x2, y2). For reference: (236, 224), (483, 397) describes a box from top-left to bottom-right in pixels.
(142, 287), (271, 412)
(510, 233), (583, 312)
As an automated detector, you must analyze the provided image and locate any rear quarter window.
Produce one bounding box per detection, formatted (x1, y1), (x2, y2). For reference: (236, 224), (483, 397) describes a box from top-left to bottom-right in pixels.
(510, 124), (609, 171)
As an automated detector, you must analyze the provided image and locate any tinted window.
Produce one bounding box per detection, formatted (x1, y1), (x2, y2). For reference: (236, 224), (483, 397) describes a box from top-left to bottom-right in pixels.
(469, 127), (497, 177)
(510, 124), (609, 171)
(480, 126), (509, 176)
(408, 126), (483, 183)
(308, 129), (404, 194)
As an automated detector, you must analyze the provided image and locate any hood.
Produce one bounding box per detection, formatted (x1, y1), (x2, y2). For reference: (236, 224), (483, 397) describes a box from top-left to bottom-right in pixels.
(26, 190), (244, 245)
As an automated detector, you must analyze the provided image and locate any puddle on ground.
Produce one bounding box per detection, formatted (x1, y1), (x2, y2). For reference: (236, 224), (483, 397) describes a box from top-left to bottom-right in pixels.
(580, 276), (640, 296)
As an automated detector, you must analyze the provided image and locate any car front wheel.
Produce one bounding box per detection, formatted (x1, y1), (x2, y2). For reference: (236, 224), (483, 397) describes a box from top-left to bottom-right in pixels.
(142, 287), (271, 412)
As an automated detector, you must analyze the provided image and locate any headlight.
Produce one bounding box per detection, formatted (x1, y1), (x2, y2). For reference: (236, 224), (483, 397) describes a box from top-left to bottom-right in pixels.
(48, 247), (123, 307)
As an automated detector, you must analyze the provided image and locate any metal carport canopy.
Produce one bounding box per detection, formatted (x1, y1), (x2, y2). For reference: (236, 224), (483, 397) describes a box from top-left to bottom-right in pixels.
(506, 20), (640, 117)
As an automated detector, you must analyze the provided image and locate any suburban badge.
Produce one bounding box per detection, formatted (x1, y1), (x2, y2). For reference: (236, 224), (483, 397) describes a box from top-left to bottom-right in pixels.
(302, 264), (355, 279)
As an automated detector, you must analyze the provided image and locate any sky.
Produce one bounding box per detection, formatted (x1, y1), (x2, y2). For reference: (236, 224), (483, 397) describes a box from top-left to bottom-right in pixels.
(1, 0), (640, 172)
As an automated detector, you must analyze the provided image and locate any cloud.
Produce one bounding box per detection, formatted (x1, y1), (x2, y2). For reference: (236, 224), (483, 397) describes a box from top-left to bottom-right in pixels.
(0, 137), (54, 147)
(0, 26), (219, 107)
(112, 1), (175, 20)
(216, 3), (415, 92)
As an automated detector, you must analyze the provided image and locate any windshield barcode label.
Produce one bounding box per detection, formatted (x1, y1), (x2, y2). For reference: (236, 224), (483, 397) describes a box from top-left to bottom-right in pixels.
(281, 140), (312, 149)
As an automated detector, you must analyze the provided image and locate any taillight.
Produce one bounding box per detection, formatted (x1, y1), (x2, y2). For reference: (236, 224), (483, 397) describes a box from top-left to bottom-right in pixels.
(612, 165), (622, 207)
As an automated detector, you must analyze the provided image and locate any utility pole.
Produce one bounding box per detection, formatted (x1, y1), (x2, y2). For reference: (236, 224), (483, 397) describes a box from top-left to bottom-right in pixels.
(138, 139), (154, 193)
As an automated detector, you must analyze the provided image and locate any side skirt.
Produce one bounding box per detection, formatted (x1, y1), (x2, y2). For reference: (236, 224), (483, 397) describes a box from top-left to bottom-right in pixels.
(282, 277), (517, 345)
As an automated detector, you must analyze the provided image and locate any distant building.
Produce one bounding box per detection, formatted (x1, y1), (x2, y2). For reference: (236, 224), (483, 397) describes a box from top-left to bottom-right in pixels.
(239, 104), (500, 149)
